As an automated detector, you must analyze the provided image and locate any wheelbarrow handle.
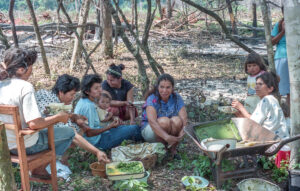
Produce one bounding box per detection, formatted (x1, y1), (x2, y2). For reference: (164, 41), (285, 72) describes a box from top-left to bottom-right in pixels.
(264, 134), (300, 156)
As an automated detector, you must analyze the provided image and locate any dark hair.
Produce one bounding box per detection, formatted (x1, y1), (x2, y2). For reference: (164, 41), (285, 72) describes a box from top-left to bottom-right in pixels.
(244, 52), (267, 74)
(99, 92), (112, 101)
(144, 73), (175, 101)
(106, 64), (125, 79)
(256, 72), (279, 94)
(0, 48), (37, 80)
(81, 74), (102, 98)
(52, 74), (80, 95)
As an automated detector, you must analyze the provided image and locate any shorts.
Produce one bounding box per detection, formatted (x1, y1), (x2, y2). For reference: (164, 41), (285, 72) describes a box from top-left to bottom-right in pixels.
(275, 58), (290, 96)
(141, 123), (157, 143)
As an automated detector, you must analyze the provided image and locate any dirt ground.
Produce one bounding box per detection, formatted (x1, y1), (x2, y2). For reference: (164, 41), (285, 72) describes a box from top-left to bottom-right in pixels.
(2, 16), (288, 190)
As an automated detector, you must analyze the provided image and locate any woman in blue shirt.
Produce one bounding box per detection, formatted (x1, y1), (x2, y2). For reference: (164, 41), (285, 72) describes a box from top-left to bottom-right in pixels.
(141, 74), (187, 157)
(271, 6), (290, 110)
(74, 74), (142, 150)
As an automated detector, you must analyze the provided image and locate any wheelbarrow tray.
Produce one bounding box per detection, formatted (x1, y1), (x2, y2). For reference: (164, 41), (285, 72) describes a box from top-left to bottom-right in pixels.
(185, 118), (281, 158)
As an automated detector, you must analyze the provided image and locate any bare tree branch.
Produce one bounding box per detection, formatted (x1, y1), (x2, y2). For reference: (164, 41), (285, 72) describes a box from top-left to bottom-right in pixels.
(57, 0), (98, 74)
(9, 0), (18, 47)
(181, 0), (255, 53)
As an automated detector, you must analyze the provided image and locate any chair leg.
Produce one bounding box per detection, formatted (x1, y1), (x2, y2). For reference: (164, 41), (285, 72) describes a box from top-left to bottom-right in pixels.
(19, 163), (31, 191)
(50, 158), (58, 191)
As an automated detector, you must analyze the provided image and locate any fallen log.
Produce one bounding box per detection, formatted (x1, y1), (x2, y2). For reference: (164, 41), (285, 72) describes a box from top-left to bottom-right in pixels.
(0, 22), (99, 33)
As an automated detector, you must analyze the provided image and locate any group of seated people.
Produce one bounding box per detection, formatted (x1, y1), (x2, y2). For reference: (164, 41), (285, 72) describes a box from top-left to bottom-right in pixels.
(0, 48), (290, 178)
(0, 48), (187, 178)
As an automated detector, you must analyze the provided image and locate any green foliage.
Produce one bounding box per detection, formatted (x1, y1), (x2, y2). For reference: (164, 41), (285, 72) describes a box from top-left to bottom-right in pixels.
(221, 159), (235, 172)
(258, 156), (289, 183)
(114, 179), (148, 191)
(271, 160), (289, 183)
(258, 156), (274, 170)
(67, 147), (98, 173)
(168, 152), (212, 180)
(192, 156), (212, 179)
(221, 179), (233, 190)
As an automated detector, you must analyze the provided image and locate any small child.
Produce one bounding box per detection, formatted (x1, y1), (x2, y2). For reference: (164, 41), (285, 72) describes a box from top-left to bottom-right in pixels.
(244, 52), (267, 113)
(97, 92), (114, 127)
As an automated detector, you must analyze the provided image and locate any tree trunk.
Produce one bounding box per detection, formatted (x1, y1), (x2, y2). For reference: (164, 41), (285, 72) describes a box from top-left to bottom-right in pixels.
(57, 0), (97, 74)
(101, 0), (113, 58)
(131, 0), (135, 27)
(0, 27), (10, 49)
(226, 0), (237, 34)
(112, 0), (164, 77)
(26, 0), (51, 74)
(260, 0), (275, 72)
(70, 0), (91, 70)
(94, 0), (102, 41)
(0, 123), (17, 191)
(167, 0), (172, 19)
(106, 0), (149, 94)
(156, 0), (163, 20)
(9, 0), (18, 48)
(141, 0), (164, 76)
(285, 0), (300, 169)
(252, 2), (257, 37)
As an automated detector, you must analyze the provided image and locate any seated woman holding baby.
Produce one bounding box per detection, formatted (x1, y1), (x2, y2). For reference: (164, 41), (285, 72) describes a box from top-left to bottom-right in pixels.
(74, 74), (142, 150)
(141, 74), (187, 158)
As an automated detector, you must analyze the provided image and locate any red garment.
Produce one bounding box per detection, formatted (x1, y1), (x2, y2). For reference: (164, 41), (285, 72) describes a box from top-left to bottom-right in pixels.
(108, 106), (138, 121)
(275, 150), (291, 168)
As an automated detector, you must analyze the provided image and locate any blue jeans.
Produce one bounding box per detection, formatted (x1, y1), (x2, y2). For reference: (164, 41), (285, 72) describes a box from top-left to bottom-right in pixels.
(275, 58), (290, 96)
(95, 125), (143, 150)
(11, 127), (75, 156)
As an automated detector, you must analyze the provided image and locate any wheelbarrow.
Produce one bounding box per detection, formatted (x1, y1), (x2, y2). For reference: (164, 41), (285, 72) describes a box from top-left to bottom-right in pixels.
(184, 118), (300, 189)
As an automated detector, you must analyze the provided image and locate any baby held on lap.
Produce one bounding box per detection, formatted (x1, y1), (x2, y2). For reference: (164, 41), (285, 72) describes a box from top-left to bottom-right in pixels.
(97, 92), (120, 127)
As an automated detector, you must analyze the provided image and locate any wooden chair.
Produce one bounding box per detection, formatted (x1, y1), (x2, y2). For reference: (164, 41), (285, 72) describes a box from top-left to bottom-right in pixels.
(0, 105), (58, 191)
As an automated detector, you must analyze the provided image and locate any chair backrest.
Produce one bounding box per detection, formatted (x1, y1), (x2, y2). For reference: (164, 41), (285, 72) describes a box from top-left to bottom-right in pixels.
(0, 105), (22, 133)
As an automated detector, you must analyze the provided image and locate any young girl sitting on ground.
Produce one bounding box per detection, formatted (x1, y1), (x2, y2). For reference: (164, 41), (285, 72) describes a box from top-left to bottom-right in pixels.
(244, 52), (266, 114)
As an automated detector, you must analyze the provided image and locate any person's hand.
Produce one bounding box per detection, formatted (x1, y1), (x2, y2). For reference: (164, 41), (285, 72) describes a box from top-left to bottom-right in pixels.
(125, 101), (134, 108)
(96, 151), (110, 163)
(109, 118), (121, 128)
(165, 135), (180, 147)
(178, 129), (185, 139)
(231, 100), (243, 111)
(70, 114), (88, 126)
(56, 111), (70, 124)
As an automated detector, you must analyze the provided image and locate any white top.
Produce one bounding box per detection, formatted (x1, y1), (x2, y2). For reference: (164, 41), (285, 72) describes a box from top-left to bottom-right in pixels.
(247, 71), (265, 95)
(0, 78), (41, 149)
(250, 95), (289, 139)
(96, 106), (109, 127)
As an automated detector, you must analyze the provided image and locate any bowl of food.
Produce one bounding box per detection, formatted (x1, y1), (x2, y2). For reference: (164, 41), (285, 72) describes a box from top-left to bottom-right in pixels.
(181, 176), (209, 189)
(106, 161), (145, 181)
(218, 106), (237, 114)
(90, 162), (106, 178)
(45, 103), (72, 115)
(237, 178), (280, 191)
(201, 138), (237, 152)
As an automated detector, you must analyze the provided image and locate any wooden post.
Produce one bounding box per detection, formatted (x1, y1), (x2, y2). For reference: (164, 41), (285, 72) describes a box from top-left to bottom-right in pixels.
(0, 123), (17, 191)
